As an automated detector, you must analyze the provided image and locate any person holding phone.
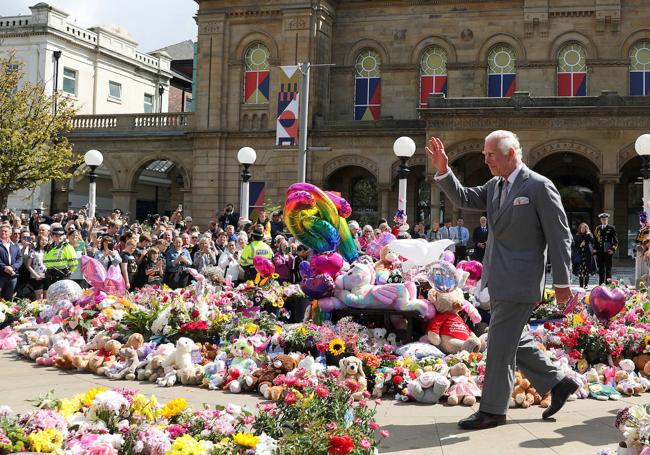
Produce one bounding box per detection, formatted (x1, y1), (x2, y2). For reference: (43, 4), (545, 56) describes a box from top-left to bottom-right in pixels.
(94, 235), (122, 269)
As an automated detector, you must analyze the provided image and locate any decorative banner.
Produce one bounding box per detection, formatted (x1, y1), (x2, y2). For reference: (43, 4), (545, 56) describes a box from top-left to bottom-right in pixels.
(248, 181), (266, 221)
(488, 73), (516, 97)
(276, 66), (300, 146)
(354, 77), (381, 120)
(558, 72), (586, 96)
(419, 75), (448, 107)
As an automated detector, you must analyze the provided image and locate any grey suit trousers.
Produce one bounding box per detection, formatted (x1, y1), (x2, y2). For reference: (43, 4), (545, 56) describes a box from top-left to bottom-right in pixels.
(479, 300), (563, 415)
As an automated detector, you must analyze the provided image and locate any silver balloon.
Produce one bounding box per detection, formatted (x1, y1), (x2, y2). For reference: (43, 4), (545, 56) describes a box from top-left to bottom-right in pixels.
(426, 261), (460, 293)
(47, 280), (83, 305)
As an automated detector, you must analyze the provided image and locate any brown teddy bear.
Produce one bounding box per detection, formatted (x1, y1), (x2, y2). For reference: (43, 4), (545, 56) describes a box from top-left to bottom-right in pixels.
(27, 335), (50, 360)
(137, 355), (166, 382)
(339, 356), (367, 401)
(199, 342), (219, 365)
(248, 354), (297, 399)
(106, 346), (140, 380)
(446, 363), (481, 406)
(510, 371), (535, 408)
(125, 333), (144, 350)
(88, 339), (122, 376)
(55, 352), (76, 370)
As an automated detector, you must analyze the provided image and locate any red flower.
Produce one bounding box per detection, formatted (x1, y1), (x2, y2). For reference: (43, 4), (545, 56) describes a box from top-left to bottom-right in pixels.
(392, 376), (403, 386)
(284, 391), (298, 405)
(315, 385), (330, 398)
(328, 435), (354, 455)
(568, 350), (582, 360)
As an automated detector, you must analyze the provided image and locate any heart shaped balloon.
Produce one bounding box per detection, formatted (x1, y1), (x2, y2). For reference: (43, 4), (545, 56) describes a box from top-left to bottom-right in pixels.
(589, 285), (626, 324)
(456, 260), (483, 287)
(310, 252), (343, 278)
(301, 274), (335, 299)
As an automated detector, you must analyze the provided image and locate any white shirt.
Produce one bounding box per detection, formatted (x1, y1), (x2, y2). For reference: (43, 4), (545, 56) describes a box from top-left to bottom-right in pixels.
(1, 241), (12, 265)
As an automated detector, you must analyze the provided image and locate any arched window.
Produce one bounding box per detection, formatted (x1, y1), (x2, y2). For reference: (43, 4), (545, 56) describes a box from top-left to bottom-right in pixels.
(419, 46), (448, 107)
(557, 43), (587, 96)
(354, 50), (381, 121)
(630, 41), (650, 96)
(487, 45), (516, 97)
(243, 43), (270, 105)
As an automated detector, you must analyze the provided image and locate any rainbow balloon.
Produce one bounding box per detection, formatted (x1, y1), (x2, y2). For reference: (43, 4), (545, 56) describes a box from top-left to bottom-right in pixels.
(285, 183), (359, 263)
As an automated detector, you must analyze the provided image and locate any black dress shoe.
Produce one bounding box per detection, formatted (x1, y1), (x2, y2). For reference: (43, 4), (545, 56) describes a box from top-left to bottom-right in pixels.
(542, 377), (579, 420)
(458, 411), (506, 430)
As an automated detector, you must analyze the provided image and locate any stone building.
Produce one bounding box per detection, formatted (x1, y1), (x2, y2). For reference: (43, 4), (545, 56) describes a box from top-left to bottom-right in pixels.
(64, 0), (650, 260)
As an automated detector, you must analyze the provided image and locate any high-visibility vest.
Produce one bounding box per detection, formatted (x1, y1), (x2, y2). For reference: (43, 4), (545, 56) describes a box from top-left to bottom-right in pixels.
(43, 242), (79, 272)
(239, 240), (273, 268)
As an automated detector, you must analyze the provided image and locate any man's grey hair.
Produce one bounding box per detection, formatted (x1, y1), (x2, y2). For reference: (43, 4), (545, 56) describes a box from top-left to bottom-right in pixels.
(485, 130), (522, 159)
(39, 223), (51, 230)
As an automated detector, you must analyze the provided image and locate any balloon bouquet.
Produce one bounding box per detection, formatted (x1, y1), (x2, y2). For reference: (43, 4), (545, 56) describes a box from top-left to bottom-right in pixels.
(284, 183), (358, 302)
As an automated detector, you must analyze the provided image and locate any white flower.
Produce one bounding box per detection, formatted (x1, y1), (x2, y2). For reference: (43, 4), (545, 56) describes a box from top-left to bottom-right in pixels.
(226, 404), (241, 416)
(92, 391), (129, 414)
(255, 433), (277, 455)
(96, 433), (125, 448)
(151, 311), (170, 335)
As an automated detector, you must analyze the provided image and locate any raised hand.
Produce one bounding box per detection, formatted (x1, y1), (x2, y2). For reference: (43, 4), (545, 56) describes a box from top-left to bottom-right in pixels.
(425, 136), (450, 175)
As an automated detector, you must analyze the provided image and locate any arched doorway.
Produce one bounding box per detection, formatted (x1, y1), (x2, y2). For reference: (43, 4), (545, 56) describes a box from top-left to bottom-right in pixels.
(130, 159), (189, 221)
(67, 163), (114, 216)
(619, 156), (643, 259)
(533, 153), (600, 235)
(327, 166), (378, 227)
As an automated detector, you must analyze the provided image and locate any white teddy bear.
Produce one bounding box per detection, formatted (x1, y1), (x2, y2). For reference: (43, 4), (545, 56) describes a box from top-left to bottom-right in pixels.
(157, 337), (196, 387)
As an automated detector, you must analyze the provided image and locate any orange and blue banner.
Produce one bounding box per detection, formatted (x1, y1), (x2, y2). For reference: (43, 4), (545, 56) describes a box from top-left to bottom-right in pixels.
(276, 66), (300, 145)
(244, 70), (269, 104)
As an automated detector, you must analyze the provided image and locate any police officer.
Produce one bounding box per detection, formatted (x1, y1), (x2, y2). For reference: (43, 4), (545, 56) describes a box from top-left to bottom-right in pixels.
(43, 224), (79, 289)
(239, 225), (273, 281)
(593, 213), (617, 285)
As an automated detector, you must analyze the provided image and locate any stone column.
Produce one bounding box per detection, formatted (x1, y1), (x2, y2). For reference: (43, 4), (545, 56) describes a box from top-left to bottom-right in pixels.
(112, 189), (136, 217)
(378, 185), (391, 220)
(428, 176), (441, 226)
(599, 175), (618, 221)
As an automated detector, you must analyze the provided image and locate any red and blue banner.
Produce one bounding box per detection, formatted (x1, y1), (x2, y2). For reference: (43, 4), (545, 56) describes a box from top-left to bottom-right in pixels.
(630, 71), (650, 96)
(354, 77), (381, 121)
(488, 73), (516, 98)
(248, 181), (266, 220)
(244, 70), (270, 104)
(419, 75), (448, 107)
(558, 72), (587, 97)
(276, 66), (300, 146)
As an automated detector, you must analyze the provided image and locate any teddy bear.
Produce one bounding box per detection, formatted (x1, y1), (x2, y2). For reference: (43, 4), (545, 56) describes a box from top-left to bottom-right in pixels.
(445, 363), (481, 406)
(157, 337), (197, 387)
(374, 246), (400, 284)
(369, 328), (388, 351)
(318, 260), (432, 317)
(585, 368), (622, 400)
(199, 342), (220, 365)
(125, 333), (144, 351)
(619, 358), (649, 393)
(223, 337), (259, 393)
(407, 371), (450, 404)
(339, 356), (368, 401)
(138, 355), (167, 382)
(426, 288), (485, 354)
(510, 371), (536, 408)
(27, 334), (50, 360)
(615, 361), (645, 396)
(246, 354), (298, 399)
(203, 351), (229, 389)
(94, 339), (122, 376)
(633, 354), (650, 376)
(177, 364), (206, 386)
(106, 346), (140, 380)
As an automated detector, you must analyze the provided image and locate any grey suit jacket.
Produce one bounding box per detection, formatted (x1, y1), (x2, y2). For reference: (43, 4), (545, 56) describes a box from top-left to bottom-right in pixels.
(436, 165), (571, 304)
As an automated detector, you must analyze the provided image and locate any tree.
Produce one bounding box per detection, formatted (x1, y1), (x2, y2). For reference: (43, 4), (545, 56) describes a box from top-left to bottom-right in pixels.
(0, 52), (79, 209)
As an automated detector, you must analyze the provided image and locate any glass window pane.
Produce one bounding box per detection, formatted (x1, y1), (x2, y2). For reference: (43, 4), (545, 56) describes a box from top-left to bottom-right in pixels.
(558, 44), (587, 73)
(62, 67), (76, 94)
(109, 81), (121, 99)
(143, 93), (153, 112)
(631, 41), (650, 71)
(488, 46), (516, 75)
(420, 47), (447, 76)
(355, 50), (381, 78)
(244, 43), (270, 72)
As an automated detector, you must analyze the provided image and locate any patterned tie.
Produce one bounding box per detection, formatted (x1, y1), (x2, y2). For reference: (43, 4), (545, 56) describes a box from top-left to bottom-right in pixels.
(499, 178), (509, 209)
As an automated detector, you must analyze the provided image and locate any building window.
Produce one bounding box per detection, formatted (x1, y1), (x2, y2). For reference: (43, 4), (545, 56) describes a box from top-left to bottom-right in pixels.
(354, 49), (381, 121)
(487, 45), (516, 97)
(630, 41), (650, 96)
(108, 81), (122, 100)
(62, 67), (76, 95)
(420, 47), (448, 107)
(557, 43), (587, 96)
(243, 43), (270, 105)
(143, 93), (153, 112)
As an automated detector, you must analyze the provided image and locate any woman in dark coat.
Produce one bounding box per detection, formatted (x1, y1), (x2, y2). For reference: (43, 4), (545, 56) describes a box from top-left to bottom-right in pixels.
(572, 222), (597, 288)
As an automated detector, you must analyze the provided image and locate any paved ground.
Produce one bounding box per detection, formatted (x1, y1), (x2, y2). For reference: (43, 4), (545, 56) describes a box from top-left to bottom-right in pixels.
(1, 351), (648, 454)
(544, 265), (636, 288)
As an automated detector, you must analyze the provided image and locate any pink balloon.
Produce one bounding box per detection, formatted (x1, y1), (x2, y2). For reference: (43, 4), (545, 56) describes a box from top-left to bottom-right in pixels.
(253, 256), (275, 277)
(456, 260), (483, 287)
(589, 285), (625, 324)
(441, 250), (455, 263)
(310, 252), (343, 278)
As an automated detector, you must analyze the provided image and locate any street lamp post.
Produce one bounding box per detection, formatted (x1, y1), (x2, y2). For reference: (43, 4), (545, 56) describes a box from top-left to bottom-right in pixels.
(237, 147), (257, 222)
(635, 134), (650, 285)
(393, 137), (416, 215)
(84, 149), (103, 219)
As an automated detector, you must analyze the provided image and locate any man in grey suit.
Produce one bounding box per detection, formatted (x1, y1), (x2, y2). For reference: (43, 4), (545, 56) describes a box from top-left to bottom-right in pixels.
(427, 130), (578, 430)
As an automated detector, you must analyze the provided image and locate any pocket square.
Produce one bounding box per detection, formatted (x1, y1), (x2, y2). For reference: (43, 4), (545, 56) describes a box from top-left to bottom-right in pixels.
(513, 197), (529, 206)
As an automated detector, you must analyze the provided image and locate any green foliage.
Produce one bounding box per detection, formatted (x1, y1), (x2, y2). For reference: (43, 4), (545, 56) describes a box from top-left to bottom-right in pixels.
(0, 52), (80, 207)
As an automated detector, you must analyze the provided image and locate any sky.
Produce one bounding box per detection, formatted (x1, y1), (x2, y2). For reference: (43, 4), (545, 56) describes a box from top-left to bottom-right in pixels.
(6, 0), (198, 52)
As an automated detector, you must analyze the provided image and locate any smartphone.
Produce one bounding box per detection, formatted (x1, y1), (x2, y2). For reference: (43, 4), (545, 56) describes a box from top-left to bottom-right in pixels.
(178, 204), (183, 212)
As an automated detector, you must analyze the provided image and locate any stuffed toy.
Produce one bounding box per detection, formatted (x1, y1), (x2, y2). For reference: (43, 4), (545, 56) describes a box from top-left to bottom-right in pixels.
(50, 339), (75, 370)
(319, 261), (432, 317)
(633, 354), (650, 376)
(95, 339), (122, 376)
(162, 337), (195, 372)
(371, 368), (393, 398)
(106, 346), (140, 380)
(619, 358), (649, 392)
(369, 328), (388, 351)
(407, 371), (450, 404)
(426, 288), (485, 354)
(203, 352), (229, 389)
(178, 364), (205, 386)
(26, 334), (50, 360)
(615, 361), (645, 396)
(585, 368), (622, 400)
(125, 333), (144, 351)
(339, 356), (368, 401)
(84, 332), (111, 353)
(291, 355), (324, 378)
(248, 354), (298, 399)
(224, 337), (258, 393)
(200, 342), (220, 365)
(85, 337), (112, 373)
(139, 355), (166, 382)
(445, 363), (481, 406)
(509, 371), (536, 408)
(375, 246), (400, 284)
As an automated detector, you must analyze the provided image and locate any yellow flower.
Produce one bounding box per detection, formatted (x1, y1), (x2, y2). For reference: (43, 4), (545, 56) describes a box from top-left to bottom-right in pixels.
(328, 338), (346, 356)
(132, 394), (159, 421)
(57, 397), (82, 418)
(297, 326), (308, 336)
(571, 313), (585, 326)
(166, 434), (207, 455)
(585, 294), (590, 305)
(161, 398), (187, 419)
(245, 323), (258, 335)
(274, 325), (283, 334)
(102, 308), (114, 319)
(232, 432), (259, 449)
(82, 387), (107, 407)
(27, 428), (63, 453)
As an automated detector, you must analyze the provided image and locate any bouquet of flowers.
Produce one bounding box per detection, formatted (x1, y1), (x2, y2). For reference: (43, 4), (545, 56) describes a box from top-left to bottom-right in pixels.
(614, 404), (650, 454)
(282, 323), (319, 353)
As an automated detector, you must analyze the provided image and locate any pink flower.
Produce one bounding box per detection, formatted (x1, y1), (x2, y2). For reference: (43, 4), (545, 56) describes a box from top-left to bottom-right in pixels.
(88, 442), (117, 455)
(284, 391), (298, 405)
(315, 385), (330, 398)
(359, 438), (372, 449)
(326, 421), (337, 431)
(379, 430), (390, 438)
(369, 422), (379, 430)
